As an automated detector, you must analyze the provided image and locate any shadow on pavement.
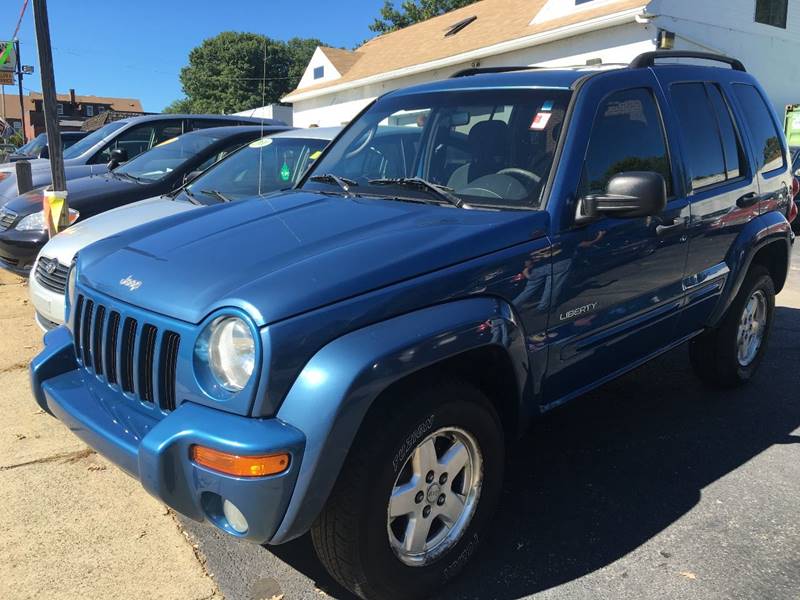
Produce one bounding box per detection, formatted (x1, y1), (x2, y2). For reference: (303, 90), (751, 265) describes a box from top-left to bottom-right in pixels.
(265, 306), (800, 599)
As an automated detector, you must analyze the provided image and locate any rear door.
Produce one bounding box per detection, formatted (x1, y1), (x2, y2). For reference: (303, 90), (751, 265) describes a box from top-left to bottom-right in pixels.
(654, 73), (759, 333)
(542, 69), (691, 404)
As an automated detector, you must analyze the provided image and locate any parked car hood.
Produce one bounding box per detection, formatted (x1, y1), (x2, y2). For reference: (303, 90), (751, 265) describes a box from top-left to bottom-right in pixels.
(3, 173), (141, 217)
(38, 196), (198, 267)
(79, 190), (548, 326)
(0, 162), (107, 202)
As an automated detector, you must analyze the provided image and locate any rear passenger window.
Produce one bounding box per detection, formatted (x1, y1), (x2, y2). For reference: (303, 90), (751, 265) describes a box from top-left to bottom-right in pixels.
(670, 83), (745, 190)
(580, 88), (672, 196)
(733, 84), (785, 174)
(671, 83), (726, 189)
(707, 85), (743, 180)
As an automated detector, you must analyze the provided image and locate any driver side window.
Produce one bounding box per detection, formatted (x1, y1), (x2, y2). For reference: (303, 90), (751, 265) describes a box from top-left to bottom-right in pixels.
(580, 88), (672, 197)
(92, 120), (183, 164)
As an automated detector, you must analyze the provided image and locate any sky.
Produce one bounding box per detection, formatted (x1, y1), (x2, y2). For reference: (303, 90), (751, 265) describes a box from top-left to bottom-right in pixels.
(8, 0), (388, 112)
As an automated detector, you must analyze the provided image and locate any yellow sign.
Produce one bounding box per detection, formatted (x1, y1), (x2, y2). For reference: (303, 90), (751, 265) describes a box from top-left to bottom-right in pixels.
(248, 137), (273, 149)
(44, 190), (68, 234)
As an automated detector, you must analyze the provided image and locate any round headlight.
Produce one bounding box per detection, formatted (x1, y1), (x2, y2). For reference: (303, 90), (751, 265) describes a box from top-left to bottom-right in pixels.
(66, 263), (77, 308)
(206, 316), (255, 392)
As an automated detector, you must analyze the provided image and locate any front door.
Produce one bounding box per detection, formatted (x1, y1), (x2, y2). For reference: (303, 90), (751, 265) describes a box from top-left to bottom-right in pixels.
(542, 72), (690, 405)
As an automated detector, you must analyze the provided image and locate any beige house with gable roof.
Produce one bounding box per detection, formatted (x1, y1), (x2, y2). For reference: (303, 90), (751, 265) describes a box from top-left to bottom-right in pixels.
(281, 0), (800, 127)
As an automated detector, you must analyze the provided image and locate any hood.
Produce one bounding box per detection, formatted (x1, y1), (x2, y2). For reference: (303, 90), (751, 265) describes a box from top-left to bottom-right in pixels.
(38, 196), (197, 267)
(3, 173), (139, 217)
(79, 191), (548, 326)
(0, 162), (106, 202)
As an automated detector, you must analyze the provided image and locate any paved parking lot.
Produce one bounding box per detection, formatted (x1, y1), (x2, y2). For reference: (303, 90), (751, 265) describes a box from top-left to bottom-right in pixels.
(182, 240), (800, 600)
(0, 243), (797, 600)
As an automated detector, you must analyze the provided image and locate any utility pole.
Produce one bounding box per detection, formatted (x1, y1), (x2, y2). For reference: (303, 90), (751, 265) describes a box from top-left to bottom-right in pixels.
(32, 0), (67, 236)
(15, 40), (26, 144)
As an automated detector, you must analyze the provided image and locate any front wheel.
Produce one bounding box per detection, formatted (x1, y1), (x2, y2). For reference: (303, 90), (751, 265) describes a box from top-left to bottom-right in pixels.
(311, 379), (504, 600)
(690, 266), (775, 387)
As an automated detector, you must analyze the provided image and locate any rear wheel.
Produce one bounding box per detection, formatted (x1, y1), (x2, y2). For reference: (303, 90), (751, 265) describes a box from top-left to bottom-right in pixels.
(311, 378), (504, 600)
(690, 266), (775, 387)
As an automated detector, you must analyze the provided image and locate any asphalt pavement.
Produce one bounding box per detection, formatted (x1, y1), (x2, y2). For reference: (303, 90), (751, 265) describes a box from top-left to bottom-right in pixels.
(181, 241), (800, 600)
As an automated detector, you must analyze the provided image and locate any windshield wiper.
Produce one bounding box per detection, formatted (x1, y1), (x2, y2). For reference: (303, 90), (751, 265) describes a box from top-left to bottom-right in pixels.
(199, 189), (232, 203)
(309, 173), (358, 197)
(182, 187), (203, 206)
(114, 171), (142, 183)
(368, 177), (464, 208)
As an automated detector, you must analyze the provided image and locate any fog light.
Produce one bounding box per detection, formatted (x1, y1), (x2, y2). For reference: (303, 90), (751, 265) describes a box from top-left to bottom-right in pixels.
(223, 499), (249, 533)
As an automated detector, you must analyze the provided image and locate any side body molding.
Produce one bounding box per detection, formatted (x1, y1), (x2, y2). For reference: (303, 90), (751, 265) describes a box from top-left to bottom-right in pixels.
(271, 296), (529, 543)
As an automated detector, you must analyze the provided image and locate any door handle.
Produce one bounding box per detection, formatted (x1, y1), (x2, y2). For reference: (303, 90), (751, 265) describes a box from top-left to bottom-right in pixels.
(736, 192), (759, 208)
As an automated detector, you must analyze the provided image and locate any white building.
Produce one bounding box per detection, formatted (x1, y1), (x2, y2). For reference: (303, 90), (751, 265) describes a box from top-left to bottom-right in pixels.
(282, 0), (800, 127)
(233, 103), (294, 126)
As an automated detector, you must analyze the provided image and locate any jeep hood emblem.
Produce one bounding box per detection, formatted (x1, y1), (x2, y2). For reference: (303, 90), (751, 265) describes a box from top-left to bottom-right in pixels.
(120, 275), (142, 291)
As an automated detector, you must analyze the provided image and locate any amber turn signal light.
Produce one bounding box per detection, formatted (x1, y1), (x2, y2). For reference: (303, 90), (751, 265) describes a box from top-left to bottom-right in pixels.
(190, 445), (290, 477)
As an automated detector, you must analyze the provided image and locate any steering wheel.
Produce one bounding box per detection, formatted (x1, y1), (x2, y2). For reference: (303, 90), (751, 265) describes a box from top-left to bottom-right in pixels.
(460, 186), (503, 199)
(497, 168), (541, 186)
(345, 127), (376, 159)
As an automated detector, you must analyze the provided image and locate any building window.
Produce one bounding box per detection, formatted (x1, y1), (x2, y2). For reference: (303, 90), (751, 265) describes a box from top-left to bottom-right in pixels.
(86, 105), (94, 116)
(313, 65), (324, 79)
(12, 120), (20, 130)
(755, 0), (788, 28)
(98, 106), (106, 113)
(56, 103), (64, 115)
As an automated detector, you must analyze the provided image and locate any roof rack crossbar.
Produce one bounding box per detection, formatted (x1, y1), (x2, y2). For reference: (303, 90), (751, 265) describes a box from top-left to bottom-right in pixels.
(630, 51), (746, 72)
(450, 65), (542, 78)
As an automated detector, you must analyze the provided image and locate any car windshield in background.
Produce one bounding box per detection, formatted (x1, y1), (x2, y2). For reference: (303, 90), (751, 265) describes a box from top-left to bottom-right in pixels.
(303, 88), (571, 209)
(63, 120), (127, 159)
(186, 135), (330, 202)
(16, 133), (47, 156)
(114, 132), (223, 182)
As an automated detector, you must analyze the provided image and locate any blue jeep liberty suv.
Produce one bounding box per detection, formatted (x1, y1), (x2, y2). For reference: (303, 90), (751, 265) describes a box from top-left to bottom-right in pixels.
(31, 52), (795, 599)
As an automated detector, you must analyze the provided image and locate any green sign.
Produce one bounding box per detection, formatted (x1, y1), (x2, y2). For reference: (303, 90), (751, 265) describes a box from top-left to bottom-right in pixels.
(0, 41), (15, 72)
(280, 162), (291, 181)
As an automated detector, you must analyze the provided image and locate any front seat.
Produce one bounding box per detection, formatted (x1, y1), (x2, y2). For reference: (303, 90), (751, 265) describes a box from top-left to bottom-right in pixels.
(447, 120), (511, 190)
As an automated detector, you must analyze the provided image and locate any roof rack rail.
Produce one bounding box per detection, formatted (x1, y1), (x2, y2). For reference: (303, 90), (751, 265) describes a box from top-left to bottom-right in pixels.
(630, 51), (746, 72)
(450, 65), (540, 78)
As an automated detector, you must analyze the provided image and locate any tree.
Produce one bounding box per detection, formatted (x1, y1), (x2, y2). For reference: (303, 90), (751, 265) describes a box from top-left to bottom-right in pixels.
(163, 32), (324, 114)
(369, 0), (480, 34)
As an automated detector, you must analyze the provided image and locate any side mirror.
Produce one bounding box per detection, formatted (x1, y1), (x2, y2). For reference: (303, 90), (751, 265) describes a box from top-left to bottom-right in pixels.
(38, 144), (49, 159)
(582, 171), (667, 219)
(107, 147), (128, 169)
(794, 168), (800, 178)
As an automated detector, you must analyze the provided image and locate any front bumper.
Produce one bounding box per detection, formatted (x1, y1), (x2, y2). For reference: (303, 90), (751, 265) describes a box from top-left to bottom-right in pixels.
(30, 327), (306, 544)
(0, 228), (47, 274)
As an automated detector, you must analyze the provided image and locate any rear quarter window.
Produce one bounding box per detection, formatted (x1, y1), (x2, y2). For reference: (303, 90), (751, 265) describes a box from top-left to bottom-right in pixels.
(732, 84), (785, 174)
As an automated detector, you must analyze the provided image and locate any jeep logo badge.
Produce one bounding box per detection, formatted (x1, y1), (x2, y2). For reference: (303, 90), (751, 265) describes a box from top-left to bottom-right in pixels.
(119, 275), (142, 291)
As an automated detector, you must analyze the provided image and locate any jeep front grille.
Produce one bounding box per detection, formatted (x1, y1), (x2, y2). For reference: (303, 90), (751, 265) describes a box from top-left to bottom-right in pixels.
(73, 293), (181, 412)
(35, 257), (70, 294)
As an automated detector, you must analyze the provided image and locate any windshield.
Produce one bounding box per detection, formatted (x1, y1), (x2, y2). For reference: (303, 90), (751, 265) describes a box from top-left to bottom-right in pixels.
(115, 132), (222, 182)
(63, 120), (128, 159)
(186, 135), (330, 202)
(303, 88), (571, 209)
(16, 133), (47, 155)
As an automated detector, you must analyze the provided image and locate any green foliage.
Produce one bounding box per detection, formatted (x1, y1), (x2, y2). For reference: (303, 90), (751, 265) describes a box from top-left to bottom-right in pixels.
(7, 131), (24, 147)
(369, 0), (481, 34)
(163, 97), (195, 114)
(164, 32), (325, 114)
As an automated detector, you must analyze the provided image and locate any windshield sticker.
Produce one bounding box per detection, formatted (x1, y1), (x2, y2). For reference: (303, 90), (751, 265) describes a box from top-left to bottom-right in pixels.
(280, 162), (291, 181)
(309, 150), (322, 161)
(530, 112), (552, 131)
(156, 137), (178, 147)
(249, 137), (273, 149)
(541, 100), (555, 112)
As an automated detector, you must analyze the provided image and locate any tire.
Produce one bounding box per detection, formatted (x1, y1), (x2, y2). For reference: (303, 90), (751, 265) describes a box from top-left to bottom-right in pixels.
(690, 265), (775, 388)
(311, 378), (504, 600)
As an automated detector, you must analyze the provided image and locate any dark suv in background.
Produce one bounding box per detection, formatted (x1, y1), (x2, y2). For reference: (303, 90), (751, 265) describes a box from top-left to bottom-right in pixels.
(0, 113), (284, 203)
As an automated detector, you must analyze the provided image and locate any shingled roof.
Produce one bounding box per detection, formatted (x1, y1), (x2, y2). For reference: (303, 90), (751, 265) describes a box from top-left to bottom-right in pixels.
(284, 0), (648, 101)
